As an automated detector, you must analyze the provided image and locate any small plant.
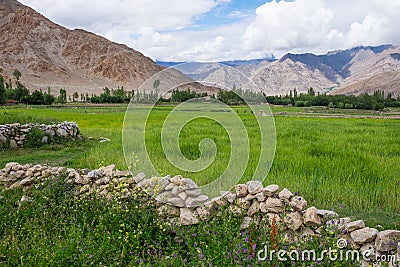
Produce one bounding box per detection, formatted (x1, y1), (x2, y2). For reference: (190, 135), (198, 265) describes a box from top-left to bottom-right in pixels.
(24, 127), (48, 148)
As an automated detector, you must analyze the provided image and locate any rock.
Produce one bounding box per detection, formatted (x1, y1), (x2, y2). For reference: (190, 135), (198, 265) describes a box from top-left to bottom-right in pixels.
(166, 197), (185, 208)
(326, 217), (352, 232)
(186, 195), (208, 207)
(5, 162), (19, 173)
(304, 207), (323, 227)
(186, 189), (202, 197)
(178, 191), (188, 200)
(158, 205), (180, 217)
(87, 170), (100, 179)
(244, 194), (256, 201)
(0, 134), (7, 144)
(221, 191), (236, 203)
(20, 177), (34, 186)
(255, 192), (266, 202)
(360, 243), (376, 263)
(180, 178), (198, 190)
(235, 184), (248, 197)
(9, 139), (17, 148)
(41, 136), (49, 144)
(41, 170), (52, 178)
(134, 173), (145, 183)
(261, 198), (285, 213)
(289, 196), (308, 211)
(196, 206), (211, 221)
(284, 212), (303, 231)
(14, 170), (25, 179)
(240, 217), (253, 230)
(56, 128), (68, 137)
(267, 213), (282, 227)
(102, 165), (115, 176)
(246, 180), (263, 195)
(351, 227), (378, 244)
(278, 188), (293, 202)
(179, 208), (199, 225)
(164, 183), (175, 191)
(170, 175), (183, 185)
(10, 181), (21, 189)
(345, 220), (365, 233)
(299, 227), (315, 238)
(374, 230), (400, 252)
(95, 177), (111, 186)
(11, 163), (22, 171)
(247, 201), (260, 216)
(235, 198), (251, 209)
(263, 184), (279, 197)
(316, 209), (339, 220)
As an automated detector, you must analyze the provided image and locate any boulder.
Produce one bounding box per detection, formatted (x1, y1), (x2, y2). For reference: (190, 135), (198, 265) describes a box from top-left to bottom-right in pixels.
(345, 220), (365, 233)
(374, 230), (400, 252)
(289, 196), (308, 211)
(246, 180), (263, 195)
(351, 228), (378, 245)
(263, 184), (279, 197)
(284, 212), (303, 231)
(304, 207), (323, 227)
(179, 208), (199, 225)
(278, 188), (293, 202)
(235, 184), (248, 197)
(261, 197), (285, 213)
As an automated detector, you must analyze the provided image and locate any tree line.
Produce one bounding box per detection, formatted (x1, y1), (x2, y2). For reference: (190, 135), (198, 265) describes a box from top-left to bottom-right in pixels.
(265, 88), (400, 110)
(1, 70), (399, 110)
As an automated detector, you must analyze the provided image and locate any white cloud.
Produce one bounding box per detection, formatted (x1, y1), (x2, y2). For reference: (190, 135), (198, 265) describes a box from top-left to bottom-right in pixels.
(19, 0), (400, 61)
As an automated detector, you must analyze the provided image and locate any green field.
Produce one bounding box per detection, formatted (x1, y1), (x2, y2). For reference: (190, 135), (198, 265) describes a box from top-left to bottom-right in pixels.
(1, 104), (400, 266)
(0, 104), (399, 227)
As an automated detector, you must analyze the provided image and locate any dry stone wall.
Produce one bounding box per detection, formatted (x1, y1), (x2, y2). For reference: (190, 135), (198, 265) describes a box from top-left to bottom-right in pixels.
(0, 162), (399, 267)
(0, 122), (81, 148)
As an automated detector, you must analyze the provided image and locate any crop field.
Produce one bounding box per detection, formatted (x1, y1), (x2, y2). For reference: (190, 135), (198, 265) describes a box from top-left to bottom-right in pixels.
(1, 104), (399, 226)
(0, 104), (399, 266)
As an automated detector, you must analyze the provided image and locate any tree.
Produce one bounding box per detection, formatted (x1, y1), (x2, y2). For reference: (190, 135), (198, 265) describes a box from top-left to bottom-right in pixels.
(58, 89), (67, 104)
(0, 69), (5, 105)
(13, 69), (21, 82)
(73, 91), (79, 102)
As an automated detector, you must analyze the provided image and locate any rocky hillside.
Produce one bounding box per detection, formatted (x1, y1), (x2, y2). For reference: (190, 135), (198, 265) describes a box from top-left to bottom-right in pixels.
(176, 45), (400, 97)
(0, 0), (163, 95)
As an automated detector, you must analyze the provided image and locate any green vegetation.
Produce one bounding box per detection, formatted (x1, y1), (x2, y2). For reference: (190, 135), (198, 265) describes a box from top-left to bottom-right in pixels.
(266, 87), (400, 110)
(0, 105), (399, 229)
(0, 177), (356, 266)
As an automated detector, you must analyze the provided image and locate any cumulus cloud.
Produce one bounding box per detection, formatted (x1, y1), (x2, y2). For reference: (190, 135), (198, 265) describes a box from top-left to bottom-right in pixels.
(19, 0), (400, 61)
(242, 0), (400, 56)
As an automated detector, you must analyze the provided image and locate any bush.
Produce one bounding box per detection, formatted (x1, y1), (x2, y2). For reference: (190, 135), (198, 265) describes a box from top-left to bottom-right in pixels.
(295, 101), (305, 107)
(25, 127), (47, 148)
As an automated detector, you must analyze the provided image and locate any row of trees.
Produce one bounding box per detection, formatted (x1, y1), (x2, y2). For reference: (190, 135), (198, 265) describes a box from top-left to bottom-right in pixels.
(2, 70), (400, 110)
(265, 88), (400, 110)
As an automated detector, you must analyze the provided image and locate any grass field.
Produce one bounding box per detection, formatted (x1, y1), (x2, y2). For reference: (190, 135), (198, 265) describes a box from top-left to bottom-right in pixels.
(1, 104), (399, 266)
(0, 104), (399, 228)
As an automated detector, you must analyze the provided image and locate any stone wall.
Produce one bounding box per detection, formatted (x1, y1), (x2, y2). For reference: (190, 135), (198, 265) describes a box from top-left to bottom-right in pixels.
(0, 162), (399, 266)
(0, 122), (81, 148)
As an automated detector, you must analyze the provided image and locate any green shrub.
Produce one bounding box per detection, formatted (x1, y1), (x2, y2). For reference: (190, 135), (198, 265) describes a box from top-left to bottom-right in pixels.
(295, 101), (305, 107)
(24, 127), (47, 148)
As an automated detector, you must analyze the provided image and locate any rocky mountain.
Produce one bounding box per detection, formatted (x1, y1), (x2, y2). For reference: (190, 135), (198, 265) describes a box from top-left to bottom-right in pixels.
(172, 45), (400, 97)
(0, 0), (164, 95)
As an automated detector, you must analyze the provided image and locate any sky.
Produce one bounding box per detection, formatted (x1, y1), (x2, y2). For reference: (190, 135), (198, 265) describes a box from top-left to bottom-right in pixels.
(19, 0), (400, 62)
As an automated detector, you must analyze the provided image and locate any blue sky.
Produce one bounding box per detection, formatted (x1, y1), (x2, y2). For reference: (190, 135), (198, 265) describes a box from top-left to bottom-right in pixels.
(19, 0), (400, 62)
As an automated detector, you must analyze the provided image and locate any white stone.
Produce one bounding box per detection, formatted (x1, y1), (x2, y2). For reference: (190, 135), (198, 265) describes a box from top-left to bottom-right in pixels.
(345, 220), (365, 233)
(374, 230), (400, 252)
(263, 184), (279, 197)
(186, 195), (208, 207)
(179, 208), (199, 225)
(304, 207), (323, 227)
(284, 212), (303, 231)
(235, 184), (248, 197)
(278, 188), (293, 202)
(246, 180), (263, 195)
(351, 228), (378, 245)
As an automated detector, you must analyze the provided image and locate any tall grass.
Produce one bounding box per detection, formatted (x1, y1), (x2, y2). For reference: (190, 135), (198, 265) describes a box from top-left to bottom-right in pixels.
(0, 105), (399, 227)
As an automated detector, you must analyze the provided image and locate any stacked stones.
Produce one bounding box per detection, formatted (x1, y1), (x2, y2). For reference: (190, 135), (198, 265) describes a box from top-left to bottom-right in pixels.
(0, 163), (399, 266)
(0, 122), (81, 148)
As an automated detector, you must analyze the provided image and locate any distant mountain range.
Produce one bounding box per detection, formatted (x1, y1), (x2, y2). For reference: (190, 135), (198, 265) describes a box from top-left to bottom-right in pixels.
(159, 45), (400, 96)
(1, 0), (400, 97)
